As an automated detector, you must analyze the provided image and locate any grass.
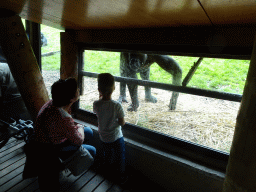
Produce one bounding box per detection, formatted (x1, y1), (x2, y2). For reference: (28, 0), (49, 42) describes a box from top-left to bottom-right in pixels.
(42, 53), (61, 70)
(41, 25), (63, 71)
(83, 50), (249, 94)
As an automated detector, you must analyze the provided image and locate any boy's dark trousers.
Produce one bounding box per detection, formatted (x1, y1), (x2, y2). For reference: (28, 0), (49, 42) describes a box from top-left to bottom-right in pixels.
(97, 137), (126, 180)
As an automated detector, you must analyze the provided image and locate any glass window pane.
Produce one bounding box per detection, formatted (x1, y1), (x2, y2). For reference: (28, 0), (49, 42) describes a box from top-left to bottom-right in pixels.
(80, 50), (249, 153)
(41, 24), (64, 98)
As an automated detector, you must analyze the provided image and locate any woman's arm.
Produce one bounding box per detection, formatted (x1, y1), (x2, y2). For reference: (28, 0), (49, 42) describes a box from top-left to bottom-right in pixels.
(64, 117), (84, 145)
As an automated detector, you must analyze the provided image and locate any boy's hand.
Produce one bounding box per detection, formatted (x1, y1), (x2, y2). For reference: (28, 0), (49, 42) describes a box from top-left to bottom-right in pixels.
(118, 117), (125, 126)
(77, 124), (83, 128)
(99, 93), (103, 99)
(78, 126), (85, 139)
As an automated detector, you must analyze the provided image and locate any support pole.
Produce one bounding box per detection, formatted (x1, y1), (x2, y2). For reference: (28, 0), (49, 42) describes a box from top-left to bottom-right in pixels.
(223, 35), (256, 191)
(0, 11), (49, 121)
(61, 31), (79, 112)
(60, 31), (79, 80)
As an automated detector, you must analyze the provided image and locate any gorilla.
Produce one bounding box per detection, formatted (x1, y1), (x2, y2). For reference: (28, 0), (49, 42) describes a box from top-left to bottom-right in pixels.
(118, 52), (182, 111)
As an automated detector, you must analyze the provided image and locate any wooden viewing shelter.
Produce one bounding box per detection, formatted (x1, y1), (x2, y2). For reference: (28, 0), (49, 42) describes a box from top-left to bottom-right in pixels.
(0, 1), (256, 191)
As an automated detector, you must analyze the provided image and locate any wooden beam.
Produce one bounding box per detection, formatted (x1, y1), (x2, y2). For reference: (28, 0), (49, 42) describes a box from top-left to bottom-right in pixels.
(74, 26), (255, 47)
(60, 31), (80, 112)
(223, 34), (256, 191)
(74, 25), (255, 59)
(0, 12), (49, 121)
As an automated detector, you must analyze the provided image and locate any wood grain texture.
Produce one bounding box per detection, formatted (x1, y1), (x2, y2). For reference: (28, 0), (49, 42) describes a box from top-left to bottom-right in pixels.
(1, 0), (255, 30)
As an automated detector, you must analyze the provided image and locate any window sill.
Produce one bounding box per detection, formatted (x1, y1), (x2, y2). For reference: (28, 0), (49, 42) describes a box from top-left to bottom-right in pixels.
(74, 118), (226, 180)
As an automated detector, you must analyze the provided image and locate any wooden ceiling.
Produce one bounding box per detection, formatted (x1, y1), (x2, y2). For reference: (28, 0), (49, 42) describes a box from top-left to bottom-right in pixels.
(0, 0), (256, 59)
(1, 0), (256, 30)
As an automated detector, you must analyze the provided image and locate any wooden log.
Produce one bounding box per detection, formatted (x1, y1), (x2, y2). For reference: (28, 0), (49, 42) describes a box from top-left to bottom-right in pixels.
(60, 32), (79, 80)
(61, 32), (80, 111)
(223, 34), (256, 191)
(0, 12), (49, 121)
(182, 57), (203, 87)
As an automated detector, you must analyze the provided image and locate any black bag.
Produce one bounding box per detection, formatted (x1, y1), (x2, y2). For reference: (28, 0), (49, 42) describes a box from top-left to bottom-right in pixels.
(22, 135), (40, 179)
(23, 109), (61, 180)
(22, 135), (62, 179)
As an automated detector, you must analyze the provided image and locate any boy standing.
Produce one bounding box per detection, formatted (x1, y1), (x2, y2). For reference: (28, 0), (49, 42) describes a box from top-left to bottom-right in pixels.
(93, 73), (127, 183)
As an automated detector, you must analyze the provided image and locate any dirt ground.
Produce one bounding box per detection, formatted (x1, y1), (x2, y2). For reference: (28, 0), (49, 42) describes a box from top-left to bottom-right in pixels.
(80, 77), (240, 153)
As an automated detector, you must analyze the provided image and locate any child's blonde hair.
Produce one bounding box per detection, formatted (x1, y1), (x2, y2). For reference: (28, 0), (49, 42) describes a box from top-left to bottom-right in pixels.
(97, 73), (115, 96)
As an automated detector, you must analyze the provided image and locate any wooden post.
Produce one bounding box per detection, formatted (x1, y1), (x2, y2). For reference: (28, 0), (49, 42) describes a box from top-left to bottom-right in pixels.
(182, 57), (203, 87)
(61, 31), (80, 112)
(60, 32), (79, 80)
(0, 12), (49, 121)
(223, 35), (256, 191)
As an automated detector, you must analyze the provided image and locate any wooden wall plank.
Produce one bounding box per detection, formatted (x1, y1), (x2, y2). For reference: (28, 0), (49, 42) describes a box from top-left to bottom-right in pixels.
(74, 26), (256, 48)
(73, 25), (255, 59)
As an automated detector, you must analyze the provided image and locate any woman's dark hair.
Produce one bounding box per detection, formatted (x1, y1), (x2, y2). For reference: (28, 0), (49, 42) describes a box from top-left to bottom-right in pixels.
(98, 73), (115, 96)
(51, 78), (78, 107)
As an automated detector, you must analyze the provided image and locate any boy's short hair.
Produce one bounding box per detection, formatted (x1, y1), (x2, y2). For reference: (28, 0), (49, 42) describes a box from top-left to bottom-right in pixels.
(51, 78), (78, 107)
(97, 73), (115, 95)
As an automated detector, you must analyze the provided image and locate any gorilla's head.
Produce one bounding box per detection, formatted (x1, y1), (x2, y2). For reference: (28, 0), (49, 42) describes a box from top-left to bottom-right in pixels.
(128, 53), (147, 72)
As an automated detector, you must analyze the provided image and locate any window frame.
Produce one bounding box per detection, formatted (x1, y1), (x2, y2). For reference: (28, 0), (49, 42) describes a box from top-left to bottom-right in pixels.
(73, 44), (244, 172)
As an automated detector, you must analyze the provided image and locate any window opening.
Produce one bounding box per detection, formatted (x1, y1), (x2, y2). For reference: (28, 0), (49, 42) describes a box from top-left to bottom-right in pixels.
(79, 50), (249, 153)
(40, 24), (64, 98)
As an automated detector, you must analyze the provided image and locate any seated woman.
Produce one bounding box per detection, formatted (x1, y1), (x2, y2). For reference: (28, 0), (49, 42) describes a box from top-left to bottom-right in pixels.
(34, 78), (96, 191)
(35, 77), (96, 158)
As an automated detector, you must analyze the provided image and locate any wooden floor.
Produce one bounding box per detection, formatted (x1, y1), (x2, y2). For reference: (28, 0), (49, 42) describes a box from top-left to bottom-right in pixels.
(0, 138), (163, 192)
